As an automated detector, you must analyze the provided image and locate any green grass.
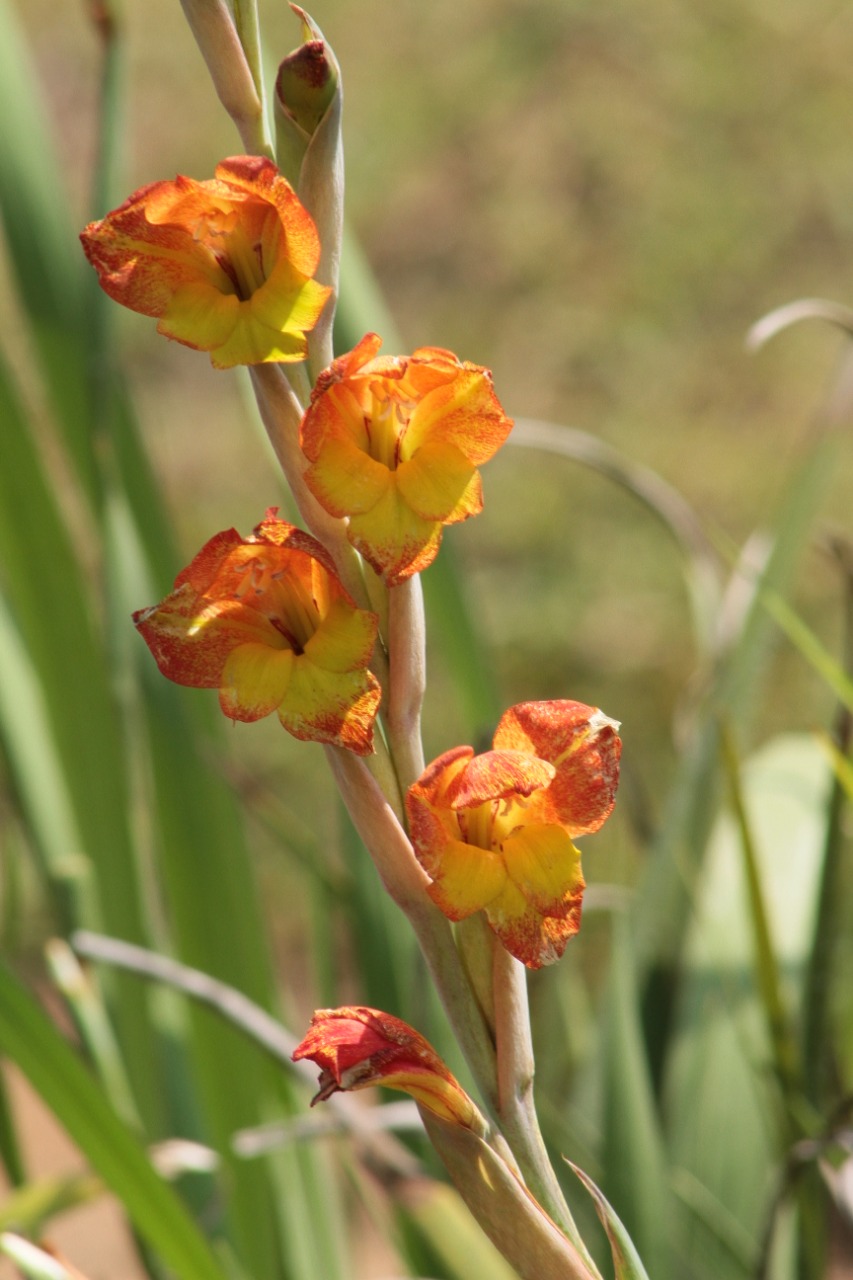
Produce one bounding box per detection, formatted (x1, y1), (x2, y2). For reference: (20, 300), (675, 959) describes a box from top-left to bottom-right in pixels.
(0, 0), (851, 1275)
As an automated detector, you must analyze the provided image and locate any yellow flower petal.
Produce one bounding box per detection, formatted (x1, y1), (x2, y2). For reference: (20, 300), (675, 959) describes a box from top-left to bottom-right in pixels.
(279, 659), (380, 755)
(396, 441), (482, 523)
(81, 156), (330, 368)
(303, 598), (379, 673)
(134, 514), (380, 753)
(220, 643), (295, 721)
(347, 483), (443, 585)
(405, 366), (513, 465)
(298, 337), (512, 583)
(502, 824), (584, 916)
(304, 432), (390, 516)
(425, 839), (508, 920)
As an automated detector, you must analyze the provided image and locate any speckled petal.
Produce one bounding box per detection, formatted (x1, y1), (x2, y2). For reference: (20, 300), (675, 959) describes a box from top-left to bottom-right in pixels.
(277, 659), (380, 754)
(494, 701), (622, 835)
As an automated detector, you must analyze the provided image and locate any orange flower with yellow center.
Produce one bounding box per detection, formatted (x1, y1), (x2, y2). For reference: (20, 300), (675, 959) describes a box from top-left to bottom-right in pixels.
(133, 511), (380, 754)
(299, 333), (514, 585)
(80, 156), (331, 368)
(293, 1006), (486, 1132)
(406, 701), (621, 968)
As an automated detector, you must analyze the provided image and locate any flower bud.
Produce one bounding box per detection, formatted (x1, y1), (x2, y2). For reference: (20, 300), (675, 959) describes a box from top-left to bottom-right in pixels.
(293, 1006), (488, 1133)
(273, 6), (344, 373)
(276, 38), (338, 155)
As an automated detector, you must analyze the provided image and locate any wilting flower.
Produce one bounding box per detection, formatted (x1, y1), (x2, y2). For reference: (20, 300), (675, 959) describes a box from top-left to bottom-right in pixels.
(133, 511), (380, 754)
(406, 701), (621, 968)
(299, 333), (513, 586)
(293, 1006), (486, 1131)
(80, 156), (331, 368)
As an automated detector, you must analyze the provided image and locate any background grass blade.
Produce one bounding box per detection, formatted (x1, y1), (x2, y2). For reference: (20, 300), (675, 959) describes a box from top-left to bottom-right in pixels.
(0, 966), (231, 1280)
(598, 915), (672, 1280)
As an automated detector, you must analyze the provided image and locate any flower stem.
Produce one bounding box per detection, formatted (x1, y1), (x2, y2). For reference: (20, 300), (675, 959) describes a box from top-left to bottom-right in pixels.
(386, 576), (426, 793)
(179, 0), (271, 157)
(325, 749), (498, 1108)
(249, 364), (368, 607)
(491, 943), (599, 1272)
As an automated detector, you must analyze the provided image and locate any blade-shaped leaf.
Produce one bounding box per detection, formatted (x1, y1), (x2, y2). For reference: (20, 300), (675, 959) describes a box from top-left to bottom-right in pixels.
(0, 966), (230, 1280)
(566, 1161), (652, 1280)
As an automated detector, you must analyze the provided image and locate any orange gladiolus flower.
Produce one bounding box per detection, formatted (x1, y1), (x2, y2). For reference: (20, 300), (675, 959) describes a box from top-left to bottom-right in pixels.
(80, 156), (331, 368)
(299, 333), (513, 586)
(133, 511), (380, 755)
(406, 701), (621, 968)
(293, 1006), (486, 1131)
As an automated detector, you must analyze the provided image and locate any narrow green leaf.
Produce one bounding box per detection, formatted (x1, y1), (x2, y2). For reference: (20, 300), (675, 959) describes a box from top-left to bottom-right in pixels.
(0, 597), (81, 889)
(0, 351), (162, 1125)
(0, 966), (231, 1280)
(634, 425), (841, 1070)
(718, 722), (802, 1113)
(0, 0), (96, 502)
(45, 940), (140, 1131)
(0, 1067), (25, 1188)
(139, 668), (351, 1280)
(665, 734), (830, 1280)
(600, 915), (672, 1279)
(566, 1161), (652, 1280)
(760, 591), (853, 715)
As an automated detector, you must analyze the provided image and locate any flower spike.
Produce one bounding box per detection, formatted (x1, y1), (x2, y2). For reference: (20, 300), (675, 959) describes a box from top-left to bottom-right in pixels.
(81, 156), (331, 368)
(293, 1006), (487, 1132)
(406, 701), (621, 967)
(299, 334), (514, 585)
(133, 510), (380, 754)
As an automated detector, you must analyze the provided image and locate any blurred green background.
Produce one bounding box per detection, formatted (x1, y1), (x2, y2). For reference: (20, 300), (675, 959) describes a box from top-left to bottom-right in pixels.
(20, 0), (853, 767)
(2, 0), (853, 1277)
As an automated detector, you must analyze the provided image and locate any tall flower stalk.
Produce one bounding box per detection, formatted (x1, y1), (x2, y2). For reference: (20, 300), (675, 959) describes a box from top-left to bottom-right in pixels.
(78, 6), (643, 1277)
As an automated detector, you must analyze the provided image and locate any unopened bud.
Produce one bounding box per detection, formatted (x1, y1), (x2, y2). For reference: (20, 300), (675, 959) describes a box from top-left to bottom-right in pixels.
(273, 5), (344, 376)
(276, 39), (337, 139)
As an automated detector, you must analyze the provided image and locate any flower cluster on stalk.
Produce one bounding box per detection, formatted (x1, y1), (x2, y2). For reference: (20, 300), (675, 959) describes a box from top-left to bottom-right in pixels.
(82, 147), (621, 1122)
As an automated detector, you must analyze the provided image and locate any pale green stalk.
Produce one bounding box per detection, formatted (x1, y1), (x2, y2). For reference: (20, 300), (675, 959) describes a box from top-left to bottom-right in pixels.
(491, 943), (598, 1270)
(325, 749), (499, 1109)
(179, 0), (271, 156)
(231, 0), (264, 104)
(421, 1112), (598, 1280)
(386, 576), (427, 792)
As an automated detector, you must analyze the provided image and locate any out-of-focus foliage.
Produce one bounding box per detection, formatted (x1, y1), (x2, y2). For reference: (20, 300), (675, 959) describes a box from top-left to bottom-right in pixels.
(0, 0), (851, 1276)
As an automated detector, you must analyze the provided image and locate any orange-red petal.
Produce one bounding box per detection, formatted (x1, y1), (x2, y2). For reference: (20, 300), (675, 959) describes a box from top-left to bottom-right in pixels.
(299, 335), (513, 583)
(493, 701), (621, 834)
(81, 156), (330, 368)
(293, 1006), (485, 1130)
(133, 514), (379, 753)
(406, 701), (620, 968)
